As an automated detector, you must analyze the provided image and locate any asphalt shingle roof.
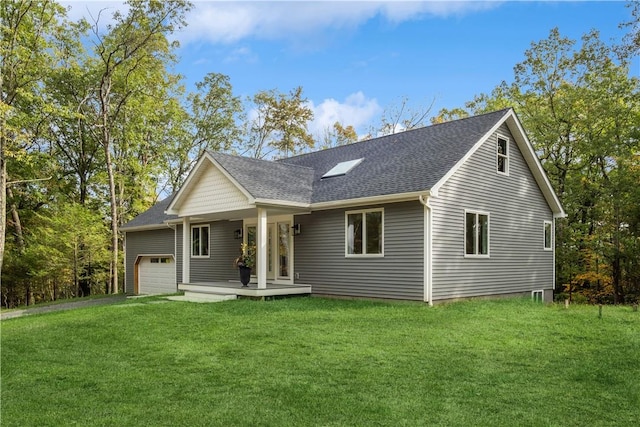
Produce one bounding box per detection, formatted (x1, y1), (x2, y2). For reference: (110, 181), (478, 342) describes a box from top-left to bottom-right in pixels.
(121, 195), (177, 230)
(123, 109), (512, 229)
(279, 108), (510, 203)
(210, 152), (314, 204)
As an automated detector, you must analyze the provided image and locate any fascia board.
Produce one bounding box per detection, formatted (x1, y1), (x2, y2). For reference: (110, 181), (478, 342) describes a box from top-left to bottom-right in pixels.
(505, 113), (566, 218)
(310, 191), (427, 211)
(429, 109), (565, 218)
(121, 224), (175, 233)
(254, 199), (310, 209)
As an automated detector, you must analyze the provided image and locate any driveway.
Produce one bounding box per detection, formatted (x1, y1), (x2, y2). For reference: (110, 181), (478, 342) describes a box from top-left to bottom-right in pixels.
(1, 295), (127, 320)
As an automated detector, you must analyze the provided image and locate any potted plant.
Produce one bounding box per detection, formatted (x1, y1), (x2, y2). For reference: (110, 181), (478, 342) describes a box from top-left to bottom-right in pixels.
(233, 243), (255, 287)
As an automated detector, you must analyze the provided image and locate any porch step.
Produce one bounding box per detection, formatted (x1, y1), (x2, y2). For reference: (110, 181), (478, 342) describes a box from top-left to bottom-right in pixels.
(166, 291), (237, 303)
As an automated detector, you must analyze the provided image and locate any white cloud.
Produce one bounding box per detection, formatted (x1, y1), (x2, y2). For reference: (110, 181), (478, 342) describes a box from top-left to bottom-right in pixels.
(181, 1), (501, 45)
(308, 92), (382, 139)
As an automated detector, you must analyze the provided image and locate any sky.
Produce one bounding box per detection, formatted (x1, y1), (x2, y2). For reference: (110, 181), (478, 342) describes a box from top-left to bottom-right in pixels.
(62, 1), (639, 138)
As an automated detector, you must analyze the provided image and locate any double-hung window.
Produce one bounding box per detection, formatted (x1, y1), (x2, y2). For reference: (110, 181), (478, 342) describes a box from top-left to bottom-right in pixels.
(544, 220), (553, 250)
(191, 225), (209, 257)
(465, 211), (489, 257)
(346, 209), (383, 256)
(497, 136), (509, 174)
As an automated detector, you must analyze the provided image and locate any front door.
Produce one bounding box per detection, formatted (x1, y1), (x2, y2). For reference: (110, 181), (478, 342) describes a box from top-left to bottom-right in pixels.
(246, 218), (292, 283)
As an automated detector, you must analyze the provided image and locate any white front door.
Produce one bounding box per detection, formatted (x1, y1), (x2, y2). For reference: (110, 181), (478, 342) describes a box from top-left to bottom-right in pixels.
(245, 217), (292, 283)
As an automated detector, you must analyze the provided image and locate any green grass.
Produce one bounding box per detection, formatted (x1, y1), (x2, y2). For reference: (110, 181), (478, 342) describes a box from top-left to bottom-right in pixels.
(2, 297), (639, 426)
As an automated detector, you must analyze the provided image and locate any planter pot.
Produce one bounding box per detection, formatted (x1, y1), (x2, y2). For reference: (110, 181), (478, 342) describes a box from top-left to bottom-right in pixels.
(238, 266), (251, 287)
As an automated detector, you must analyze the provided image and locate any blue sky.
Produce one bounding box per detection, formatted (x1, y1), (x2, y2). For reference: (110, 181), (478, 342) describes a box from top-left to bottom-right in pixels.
(64, 1), (638, 137)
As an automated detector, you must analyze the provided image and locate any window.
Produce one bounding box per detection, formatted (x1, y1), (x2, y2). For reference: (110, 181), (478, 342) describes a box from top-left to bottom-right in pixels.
(497, 136), (509, 174)
(191, 225), (209, 257)
(465, 211), (489, 256)
(346, 209), (383, 256)
(532, 290), (544, 303)
(544, 220), (553, 250)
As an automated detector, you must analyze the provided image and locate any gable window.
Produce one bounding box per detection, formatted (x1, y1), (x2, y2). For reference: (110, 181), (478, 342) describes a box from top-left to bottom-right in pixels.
(346, 208), (383, 256)
(497, 136), (509, 174)
(544, 220), (553, 250)
(465, 211), (489, 257)
(191, 225), (209, 257)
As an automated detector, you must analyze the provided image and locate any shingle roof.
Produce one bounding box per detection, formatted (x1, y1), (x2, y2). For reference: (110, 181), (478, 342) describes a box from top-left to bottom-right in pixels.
(279, 108), (510, 203)
(210, 152), (314, 204)
(125, 109), (514, 228)
(121, 195), (177, 230)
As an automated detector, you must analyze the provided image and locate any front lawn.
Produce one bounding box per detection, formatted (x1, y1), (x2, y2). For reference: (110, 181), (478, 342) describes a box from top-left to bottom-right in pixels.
(1, 297), (638, 426)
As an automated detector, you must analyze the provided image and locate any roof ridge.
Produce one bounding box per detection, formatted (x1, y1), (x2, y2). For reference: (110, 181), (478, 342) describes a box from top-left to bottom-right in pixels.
(281, 107), (513, 162)
(209, 150), (315, 173)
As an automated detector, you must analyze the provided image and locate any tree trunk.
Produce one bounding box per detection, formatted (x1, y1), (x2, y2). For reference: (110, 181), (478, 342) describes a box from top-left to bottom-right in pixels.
(0, 131), (6, 276)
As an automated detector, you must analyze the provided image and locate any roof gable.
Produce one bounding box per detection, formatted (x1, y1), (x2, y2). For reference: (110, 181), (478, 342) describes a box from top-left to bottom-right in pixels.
(280, 109), (513, 203)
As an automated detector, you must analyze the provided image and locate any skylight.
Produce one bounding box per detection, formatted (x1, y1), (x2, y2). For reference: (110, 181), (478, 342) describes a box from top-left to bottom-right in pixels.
(322, 158), (364, 179)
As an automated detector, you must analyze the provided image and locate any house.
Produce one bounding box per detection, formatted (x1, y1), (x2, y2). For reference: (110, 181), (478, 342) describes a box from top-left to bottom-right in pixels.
(122, 108), (565, 304)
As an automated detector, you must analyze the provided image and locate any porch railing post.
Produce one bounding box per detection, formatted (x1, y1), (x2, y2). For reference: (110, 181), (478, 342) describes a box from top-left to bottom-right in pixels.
(182, 217), (190, 284)
(257, 208), (267, 289)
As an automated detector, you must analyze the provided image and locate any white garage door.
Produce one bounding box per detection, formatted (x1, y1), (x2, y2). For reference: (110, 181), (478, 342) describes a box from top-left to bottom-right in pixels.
(138, 256), (176, 294)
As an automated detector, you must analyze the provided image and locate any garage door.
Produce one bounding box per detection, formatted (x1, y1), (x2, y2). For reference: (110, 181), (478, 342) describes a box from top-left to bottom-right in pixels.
(138, 256), (176, 294)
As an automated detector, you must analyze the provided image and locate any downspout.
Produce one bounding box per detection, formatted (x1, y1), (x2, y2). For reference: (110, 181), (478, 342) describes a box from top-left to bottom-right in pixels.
(419, 193), (433, 306)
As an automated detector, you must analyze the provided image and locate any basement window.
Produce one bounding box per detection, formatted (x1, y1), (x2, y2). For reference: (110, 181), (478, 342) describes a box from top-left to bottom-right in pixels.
(322, 158), (363, 179)
(532, 290), (544, 303)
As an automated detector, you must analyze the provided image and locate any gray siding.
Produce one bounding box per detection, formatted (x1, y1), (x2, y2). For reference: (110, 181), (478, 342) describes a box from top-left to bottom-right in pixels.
(294, 201), (424, 300)
(431, 123), (554, 301)
(176, 220), (242, 283)
(124, 228), (176, 294)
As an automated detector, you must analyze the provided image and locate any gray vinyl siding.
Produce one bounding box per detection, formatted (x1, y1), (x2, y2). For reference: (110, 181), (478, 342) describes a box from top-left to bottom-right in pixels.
(176, 220), (242, 283)
(124, 228), (175, 294)
(294, 201), (424, 300)
(430, 124), (554, 301)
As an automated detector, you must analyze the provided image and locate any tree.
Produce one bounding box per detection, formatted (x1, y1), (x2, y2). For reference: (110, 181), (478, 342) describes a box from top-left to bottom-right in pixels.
(320, 122), (358, 149)
(81, 0), (191, 293)
(243, 86), (314, 159)
(163, 72), (243, 193)
(0, 0), (73, 290)
(443, 28), (640, 303)
(377, 96), (435, 135)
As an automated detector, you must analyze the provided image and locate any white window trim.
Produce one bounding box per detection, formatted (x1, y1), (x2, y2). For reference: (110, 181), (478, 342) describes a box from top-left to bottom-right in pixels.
(497, 135), (509, 176)
(345, 208), (384, 258)
(543, 220), (553, 251)
(191, 224), (210, 258)
(532, 290), (544, 303)
(464, 210), (490, 258)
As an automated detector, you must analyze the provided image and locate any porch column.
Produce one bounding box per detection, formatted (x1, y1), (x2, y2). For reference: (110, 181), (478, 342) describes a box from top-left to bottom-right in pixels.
(182, 217), (190, 284)
(256, 207), (267, 289)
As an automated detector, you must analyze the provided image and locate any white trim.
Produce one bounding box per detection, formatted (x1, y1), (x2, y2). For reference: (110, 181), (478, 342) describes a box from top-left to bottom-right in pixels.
(312, 191), (425, 211)
(257, 208), (268, 289)
(419, 194), (433, 306)
(431, 109), (565, 218)
(464, 209), (490, 258)
(543, 220), (553, 251)
(254, 199), (310, 209)
(345, 208), (384, 257)
(166, 153), (255, 215)
(190, 224), (210, 258)
(496, 134), (509, 176)
(532, 289), (544, 302)
(182, 218), (190, 283)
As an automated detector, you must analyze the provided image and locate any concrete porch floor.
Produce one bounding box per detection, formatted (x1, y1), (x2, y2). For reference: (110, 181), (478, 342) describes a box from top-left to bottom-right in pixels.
(178, 282), (312, 299)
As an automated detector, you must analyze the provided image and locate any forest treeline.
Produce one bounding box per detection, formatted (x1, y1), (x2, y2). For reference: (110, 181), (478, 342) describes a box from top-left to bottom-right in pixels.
(1, 1), (639, 307)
